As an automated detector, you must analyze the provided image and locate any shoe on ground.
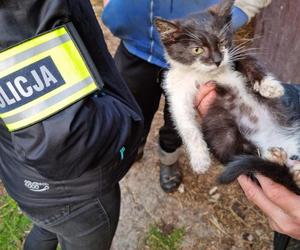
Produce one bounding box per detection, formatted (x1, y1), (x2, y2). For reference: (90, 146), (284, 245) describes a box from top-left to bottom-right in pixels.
(159, 161), (182, 193)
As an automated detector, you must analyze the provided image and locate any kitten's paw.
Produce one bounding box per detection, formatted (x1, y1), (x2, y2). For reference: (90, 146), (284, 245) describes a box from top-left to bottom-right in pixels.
(190, 153), (211, 174)
(264, 147), (288, 166)
(255, 76), (284, 98)
(289, 163), (300, 187)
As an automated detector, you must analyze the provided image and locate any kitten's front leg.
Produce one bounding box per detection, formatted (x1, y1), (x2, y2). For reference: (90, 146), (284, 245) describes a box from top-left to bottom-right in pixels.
(166, 85), (211, 173)
(235, 56), (284, 98)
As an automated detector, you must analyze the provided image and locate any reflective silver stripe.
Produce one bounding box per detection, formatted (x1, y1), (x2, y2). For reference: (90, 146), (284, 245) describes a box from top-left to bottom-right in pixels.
(2, 77), (94, 124)
(0, 33), (71, 71)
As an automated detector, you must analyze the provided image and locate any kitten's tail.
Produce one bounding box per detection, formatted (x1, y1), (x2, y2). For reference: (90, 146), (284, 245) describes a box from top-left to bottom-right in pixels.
(218, 155), (300, 194)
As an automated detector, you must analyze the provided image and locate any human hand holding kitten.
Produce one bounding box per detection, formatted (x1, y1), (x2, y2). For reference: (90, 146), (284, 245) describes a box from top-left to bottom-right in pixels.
(238, 174), (300, 240)
(196, 84), (300, 239)
(194, 81), (217, 118)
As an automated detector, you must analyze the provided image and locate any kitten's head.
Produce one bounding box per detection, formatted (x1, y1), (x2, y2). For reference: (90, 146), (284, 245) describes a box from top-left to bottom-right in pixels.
(155, 0), (234, 72)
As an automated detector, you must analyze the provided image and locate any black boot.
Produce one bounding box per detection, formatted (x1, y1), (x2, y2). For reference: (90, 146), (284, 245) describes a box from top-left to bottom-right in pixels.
(273, 232), (300, 250)
(159, 161), (182, 193)
(159, 147), (182, 193)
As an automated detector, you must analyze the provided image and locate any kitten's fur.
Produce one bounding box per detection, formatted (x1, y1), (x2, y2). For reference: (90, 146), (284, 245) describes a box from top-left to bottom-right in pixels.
(156, 0), (300, 194)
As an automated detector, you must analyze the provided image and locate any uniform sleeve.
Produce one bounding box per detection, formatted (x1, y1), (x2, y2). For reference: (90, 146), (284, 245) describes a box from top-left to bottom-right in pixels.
(232, 5), (249, 30)
(234, 0), (272, 20)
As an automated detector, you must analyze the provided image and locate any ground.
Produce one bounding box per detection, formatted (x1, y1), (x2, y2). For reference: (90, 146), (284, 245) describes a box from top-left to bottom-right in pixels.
(0, 1), (274, 250)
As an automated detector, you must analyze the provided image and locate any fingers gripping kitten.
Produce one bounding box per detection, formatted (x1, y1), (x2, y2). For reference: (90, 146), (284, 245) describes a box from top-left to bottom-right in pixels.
(286, 155), (300, 187)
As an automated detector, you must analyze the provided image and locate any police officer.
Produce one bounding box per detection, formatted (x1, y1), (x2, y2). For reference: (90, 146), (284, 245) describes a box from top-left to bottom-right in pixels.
(0, 0), (143, 249)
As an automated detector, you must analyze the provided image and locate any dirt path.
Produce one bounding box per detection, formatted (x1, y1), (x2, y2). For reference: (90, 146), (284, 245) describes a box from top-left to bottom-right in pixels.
(93, 2), (273, 249)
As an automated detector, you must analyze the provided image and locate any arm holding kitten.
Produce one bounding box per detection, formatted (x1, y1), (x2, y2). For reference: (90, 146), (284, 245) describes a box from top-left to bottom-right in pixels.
(195, 83), (300, 240)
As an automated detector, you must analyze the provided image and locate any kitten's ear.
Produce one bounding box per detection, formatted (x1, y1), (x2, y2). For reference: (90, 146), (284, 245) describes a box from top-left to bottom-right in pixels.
(155, 17), (180, 42)
(210, 0), (234, 18)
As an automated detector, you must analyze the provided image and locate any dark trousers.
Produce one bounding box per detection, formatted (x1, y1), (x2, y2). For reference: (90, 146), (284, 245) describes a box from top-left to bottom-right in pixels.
(114, 42), (182, 153)
(22, 184), (120, 250)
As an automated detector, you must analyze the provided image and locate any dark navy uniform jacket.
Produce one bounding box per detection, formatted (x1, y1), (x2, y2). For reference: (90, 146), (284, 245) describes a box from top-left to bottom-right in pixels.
(0, 0), (143, 207)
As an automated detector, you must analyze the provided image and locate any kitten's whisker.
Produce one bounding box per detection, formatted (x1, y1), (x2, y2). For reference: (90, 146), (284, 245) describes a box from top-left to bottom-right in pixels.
(184, 27), (204, 41)
(183, 33), (199, 42)
(229, 44), (250, 54)
(219, 21), (232, 38)
(229, 46), (247, 54)
(219, 27), (230, 39)
(230, 57), (248, 61)
(230, 50), (266, 57)
(229, 47), (247, 56)
(232, 48), (261, 53)
(231, 40), (252, 50)
(182, 27), (197, 38)
(233, 35), (263, 42)
(219, 23), (232, 39)
(229, 45), (250, 55)
(230, 53), (267, 61)
(230, 48), (261, 57)
(230, 52), (262, 57)
(230, 53), (260, 59)
(219, 23), (228, 36)
(183, 29), (201, 42)
(229, 45), (261, 56)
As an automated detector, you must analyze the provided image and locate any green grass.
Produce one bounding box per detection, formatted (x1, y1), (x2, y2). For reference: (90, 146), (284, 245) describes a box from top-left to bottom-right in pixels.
(146, 224), (185, 250)
(0, 195), (32, 250)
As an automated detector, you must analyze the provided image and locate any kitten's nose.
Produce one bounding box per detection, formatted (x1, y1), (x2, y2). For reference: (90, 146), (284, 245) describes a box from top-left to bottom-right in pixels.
(212, 53), (222, 67)
(214, 59), (222, 67)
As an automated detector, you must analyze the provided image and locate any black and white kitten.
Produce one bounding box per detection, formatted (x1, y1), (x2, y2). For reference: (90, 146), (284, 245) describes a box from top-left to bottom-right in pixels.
(155, 0), (300, 194)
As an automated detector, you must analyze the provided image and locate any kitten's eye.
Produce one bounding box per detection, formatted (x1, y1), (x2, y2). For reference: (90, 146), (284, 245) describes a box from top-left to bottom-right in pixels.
(192, 47), (204, 55)
(219, 40), (226, 49)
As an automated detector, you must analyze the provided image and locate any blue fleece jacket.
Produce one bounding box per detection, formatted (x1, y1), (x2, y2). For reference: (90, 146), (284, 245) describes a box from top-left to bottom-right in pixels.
(102, 0), (248, 68)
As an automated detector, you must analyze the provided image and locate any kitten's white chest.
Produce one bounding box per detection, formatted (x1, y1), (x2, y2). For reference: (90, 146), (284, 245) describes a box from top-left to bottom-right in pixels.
(165, 66), (299, 159)
(215, 71), (299, 157)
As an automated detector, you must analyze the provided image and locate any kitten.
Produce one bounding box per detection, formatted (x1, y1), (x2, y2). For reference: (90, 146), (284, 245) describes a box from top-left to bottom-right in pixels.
(155, 0), (300, 194)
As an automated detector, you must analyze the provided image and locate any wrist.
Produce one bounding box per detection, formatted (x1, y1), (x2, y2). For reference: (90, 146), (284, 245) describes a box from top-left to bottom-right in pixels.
(234, 0), (272, 20)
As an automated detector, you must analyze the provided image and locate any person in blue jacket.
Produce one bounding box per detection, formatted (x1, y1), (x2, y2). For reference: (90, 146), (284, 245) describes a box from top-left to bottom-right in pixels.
(102, 0), (272, 193)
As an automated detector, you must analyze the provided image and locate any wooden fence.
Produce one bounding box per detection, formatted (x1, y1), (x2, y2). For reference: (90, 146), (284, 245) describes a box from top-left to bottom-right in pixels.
(253, 0), (300, 83)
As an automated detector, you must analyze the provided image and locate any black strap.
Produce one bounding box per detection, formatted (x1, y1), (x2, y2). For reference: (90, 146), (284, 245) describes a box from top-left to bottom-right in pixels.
(274, 232), (291, 250)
